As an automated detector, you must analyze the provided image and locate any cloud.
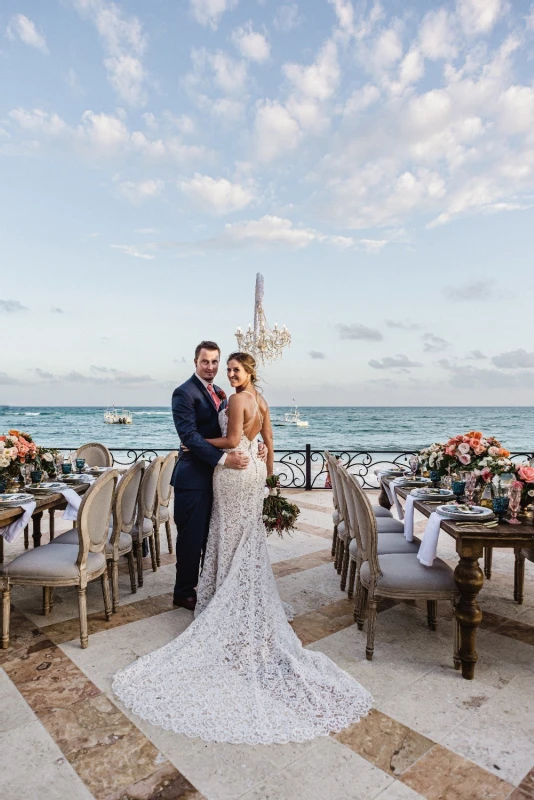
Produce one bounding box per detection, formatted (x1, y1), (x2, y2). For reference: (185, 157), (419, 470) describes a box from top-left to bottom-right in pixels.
(0, 372), (23, 385)
(457, 0), (505, 35)
(491, 349), (534, 369)
(50, 307), (64, 314)
(0, 299), (28, 313)
(465, 349), (487, 360)
(423, 333), (450, 352)
(73, 0), (148, 106)
(368, 354), (423, 369)
(438, 361), (534, 389)
(284, 40), (340, 101)
(273, 3), (302, 33)
(419, 8), (457, 60)
(89, 365), (154, 383)
(308, 350), (326, 359)
(178, 174), (255, 215)
(443, 280), (496, 301)
(191, 48), (248, 95)
(337, 323), (383, 341)
(34, 368), (59, 381)
(385, 318), (421, 330)
(116, 179), (164, 204)
(189, 0), (238, 29)
(232, 23), (270, 62)
(111, 244), (155, 260)
(6, 14), (48, 54)
(253, 101), (301, 162)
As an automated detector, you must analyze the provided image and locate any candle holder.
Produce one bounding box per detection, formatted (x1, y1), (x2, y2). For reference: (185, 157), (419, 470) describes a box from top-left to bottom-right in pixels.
(492, 496), (509, 524)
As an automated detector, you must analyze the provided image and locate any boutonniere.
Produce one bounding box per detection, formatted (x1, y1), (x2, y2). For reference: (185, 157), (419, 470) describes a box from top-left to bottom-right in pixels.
(216, 389), (227, 401)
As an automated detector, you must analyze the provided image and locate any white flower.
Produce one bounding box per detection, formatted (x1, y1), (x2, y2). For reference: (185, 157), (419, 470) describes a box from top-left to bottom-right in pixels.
(0, 456), (9, 468)
(458, 443), (470, 455)
(42, 452), (54, 462)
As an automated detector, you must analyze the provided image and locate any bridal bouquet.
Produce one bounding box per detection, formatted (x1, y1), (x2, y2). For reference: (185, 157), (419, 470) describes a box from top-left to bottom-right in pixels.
(263, 475), (300, 537)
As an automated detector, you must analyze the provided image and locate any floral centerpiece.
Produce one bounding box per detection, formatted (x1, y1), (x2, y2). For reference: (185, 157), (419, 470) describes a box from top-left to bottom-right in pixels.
(263, 475), (300, 537)
(0, 430), (38, 489)
(512, 464), (534, 510)
(419, 432), (511, 478)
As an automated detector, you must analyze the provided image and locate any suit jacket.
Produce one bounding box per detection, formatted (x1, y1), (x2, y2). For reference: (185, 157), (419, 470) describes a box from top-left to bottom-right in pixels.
(171, 374), (228, 491)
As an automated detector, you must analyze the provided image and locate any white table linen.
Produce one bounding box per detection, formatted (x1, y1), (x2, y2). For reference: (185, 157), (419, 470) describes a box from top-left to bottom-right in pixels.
(0, 501), (37, 544)
(61, 489), (82, 521)
(378, 475), (404, 520)
(417, 512), (442, 567)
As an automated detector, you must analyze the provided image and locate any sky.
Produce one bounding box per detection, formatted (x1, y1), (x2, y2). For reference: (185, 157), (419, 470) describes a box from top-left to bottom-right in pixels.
(1, 0), (534, 407)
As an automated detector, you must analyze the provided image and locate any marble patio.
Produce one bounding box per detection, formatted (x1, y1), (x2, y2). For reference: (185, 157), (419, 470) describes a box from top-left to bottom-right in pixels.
(1, 489), (533, 800)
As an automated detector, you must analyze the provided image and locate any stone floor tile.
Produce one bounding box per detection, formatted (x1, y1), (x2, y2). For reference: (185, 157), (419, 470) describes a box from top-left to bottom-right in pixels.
(0, 666), (37, 733)
(334, 709), (435, 776)
(0, 719), (95, 800)
(0, 607), (50, 667)
(508, 767), (534, 800)
(374, 781), (427, 800)
(238, 736), (392, 800)
(103, 761), (205, 800)
(400, 745), (513, 800)
(442, 672), (534, 785)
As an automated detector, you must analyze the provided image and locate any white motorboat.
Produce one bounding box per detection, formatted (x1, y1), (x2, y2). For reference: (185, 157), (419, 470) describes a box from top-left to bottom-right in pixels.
(104, 407), (132, 424)
(283, 406), (309, 427)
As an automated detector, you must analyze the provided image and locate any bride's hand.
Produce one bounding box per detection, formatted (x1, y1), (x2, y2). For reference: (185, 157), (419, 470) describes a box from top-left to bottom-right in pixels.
(257, 442), (268, 463)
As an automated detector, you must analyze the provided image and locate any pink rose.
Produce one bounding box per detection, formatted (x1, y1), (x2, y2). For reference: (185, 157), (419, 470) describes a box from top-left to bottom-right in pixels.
(473, 445), (486, 456)
(458, 443), (471, 454)
(511, 480), (524, 490)
(458, 454), (472, 465)
(518, 465), (534, 483)
(488, 446), (499, 456)
(445, 446), (456, 456)
(481, 467), (493, 482)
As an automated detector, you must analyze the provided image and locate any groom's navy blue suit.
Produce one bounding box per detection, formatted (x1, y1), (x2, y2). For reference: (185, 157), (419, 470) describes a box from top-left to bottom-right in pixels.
(171, 374), (227, 601)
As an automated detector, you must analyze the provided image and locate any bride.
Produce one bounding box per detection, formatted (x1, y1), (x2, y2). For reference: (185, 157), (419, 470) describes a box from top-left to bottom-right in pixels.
(112, 352), (372, 744)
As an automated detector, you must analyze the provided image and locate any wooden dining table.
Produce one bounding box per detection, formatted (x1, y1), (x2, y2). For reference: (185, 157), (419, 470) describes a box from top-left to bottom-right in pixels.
(379, 476), (534, 680)
(0, 482), (89, 563)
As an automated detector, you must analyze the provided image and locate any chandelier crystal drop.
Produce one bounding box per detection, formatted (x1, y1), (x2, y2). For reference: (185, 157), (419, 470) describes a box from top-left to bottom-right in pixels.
(235, 273), (291, 365)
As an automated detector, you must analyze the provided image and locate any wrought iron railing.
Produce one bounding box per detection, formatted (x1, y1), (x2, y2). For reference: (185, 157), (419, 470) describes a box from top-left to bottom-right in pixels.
(53, 447), (534, 490)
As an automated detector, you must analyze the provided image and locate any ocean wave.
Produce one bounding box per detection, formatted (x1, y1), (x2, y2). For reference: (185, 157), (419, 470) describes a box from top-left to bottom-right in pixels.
(25, 412), (41, 416)
(133, 411), (171, 416)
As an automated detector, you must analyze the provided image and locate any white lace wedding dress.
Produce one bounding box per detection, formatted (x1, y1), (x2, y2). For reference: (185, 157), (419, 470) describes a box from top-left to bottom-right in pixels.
(112, 407), (372, 744)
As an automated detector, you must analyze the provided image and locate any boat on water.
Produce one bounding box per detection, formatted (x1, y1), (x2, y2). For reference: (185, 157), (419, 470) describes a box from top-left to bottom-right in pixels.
(283, 406), (309, 427)
(104, 407), (133, 424)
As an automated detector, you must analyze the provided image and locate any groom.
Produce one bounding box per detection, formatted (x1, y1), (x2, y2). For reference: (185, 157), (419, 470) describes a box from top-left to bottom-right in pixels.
(171, 341), (266, 610)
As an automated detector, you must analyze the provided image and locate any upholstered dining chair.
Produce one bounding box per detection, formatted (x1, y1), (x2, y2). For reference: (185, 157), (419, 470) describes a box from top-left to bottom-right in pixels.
(514, 547), (534, 605)
(130, 456), (164, 586)
(0, 470), (118, 650)
(50, 461), (145, 612)
(349, 472), (460, 665)
(336, 464), (421, 599)
(154, 451), (178, 566)
(75, 442), (113, 467)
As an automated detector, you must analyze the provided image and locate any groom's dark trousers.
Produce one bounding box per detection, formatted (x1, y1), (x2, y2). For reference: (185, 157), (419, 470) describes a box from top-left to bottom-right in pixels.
(171, 375), (226, 601)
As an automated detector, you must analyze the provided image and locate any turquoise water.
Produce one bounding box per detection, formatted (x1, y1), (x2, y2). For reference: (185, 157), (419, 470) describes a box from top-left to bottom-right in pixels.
(1, 406), (533, 453)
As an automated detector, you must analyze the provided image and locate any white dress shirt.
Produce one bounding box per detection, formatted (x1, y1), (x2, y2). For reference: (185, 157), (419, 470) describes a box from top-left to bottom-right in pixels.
(196, 373), (227, 466)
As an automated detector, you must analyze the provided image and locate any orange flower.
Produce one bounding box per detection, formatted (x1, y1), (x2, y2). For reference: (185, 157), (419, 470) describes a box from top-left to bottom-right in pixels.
(498, 448), (510, 457)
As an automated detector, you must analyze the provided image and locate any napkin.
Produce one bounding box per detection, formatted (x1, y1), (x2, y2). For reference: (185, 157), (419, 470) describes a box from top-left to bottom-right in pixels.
(378, 476), (405, 520)
(0, 501), (37, 544)
(403, 494), (416, 541)
(61, 489), (82, 521)
(417, 512), (442, 567)
(71, 474), (95, 484)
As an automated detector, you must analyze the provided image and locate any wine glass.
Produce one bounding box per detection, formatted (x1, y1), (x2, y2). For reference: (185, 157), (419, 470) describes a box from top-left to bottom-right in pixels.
(492, 496), (509, 524)
(508, 485), (522, 525)
(409, 455), (419, 478)
(464, 473), (477, 506)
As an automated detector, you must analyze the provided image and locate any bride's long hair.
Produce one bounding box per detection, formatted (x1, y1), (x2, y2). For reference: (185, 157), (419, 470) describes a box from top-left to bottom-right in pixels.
(227, 352), (262, 392)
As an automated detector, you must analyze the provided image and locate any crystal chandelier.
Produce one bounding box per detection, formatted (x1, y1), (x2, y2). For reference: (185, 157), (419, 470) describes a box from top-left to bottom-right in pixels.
(235, 273), (291, 365)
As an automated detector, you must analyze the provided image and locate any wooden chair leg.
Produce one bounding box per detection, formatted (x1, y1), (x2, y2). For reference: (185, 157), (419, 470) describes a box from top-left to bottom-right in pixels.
(77, 587), (88, 649)
(154, 526), (161, 567)
(356, 585), (369, 631)
(366, 596), (378, 661)
(127, 551), (137, 594)
(49, 509), (55, 541)
(148, 535), (157, 572)
(2, 583), (10, 649)
(336, 537), (345, 575)
(0, 536), (3, 565)
(484, 546), (493, 579)
(135, 540), (144, 587)
(165, 520), (173, 554)
(426, 599), (438, 631)
(111, 560), (119, 614)
(43, 586), (52, 615)
(515, 549), (526, 605)
(453, 600), (461, 670)
(331, 523), (338, 557)
(347, 559), (357, 599)
(24, 525), (29, 550)
(340, 539), (350, 591)
(101, 572), (112, 621)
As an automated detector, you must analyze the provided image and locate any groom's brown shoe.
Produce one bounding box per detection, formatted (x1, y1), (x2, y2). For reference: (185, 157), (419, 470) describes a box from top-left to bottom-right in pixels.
(173, 595), (196, 611)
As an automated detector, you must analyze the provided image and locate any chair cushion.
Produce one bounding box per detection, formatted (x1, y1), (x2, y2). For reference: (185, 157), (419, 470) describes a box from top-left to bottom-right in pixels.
(376, 517), (405, 534)
(51, 528), (133, 555)
(333, 509), (341, 525)
(350, 536), (420, 558)
(107, 531), (133, 555)
(49, 529), (80, 545)
(337, 519), (347, 539)
(131, 517), (153, 536)
(373, 504), (393, 518)
(360, 554), (456, 597)
(159, 505), (170, 523)
(0, 544), (105, 581)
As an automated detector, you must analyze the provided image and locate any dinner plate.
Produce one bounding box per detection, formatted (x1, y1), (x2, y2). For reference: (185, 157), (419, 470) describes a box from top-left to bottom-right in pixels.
(381, 468), (408, 476)
(28, 482), (67, 493)
(411, 488), (454, 499)
(396, 478), (432, 487)
(436, 504), (493, 519)
(0, 492), (34, 506)
(87, 467), (110, 474)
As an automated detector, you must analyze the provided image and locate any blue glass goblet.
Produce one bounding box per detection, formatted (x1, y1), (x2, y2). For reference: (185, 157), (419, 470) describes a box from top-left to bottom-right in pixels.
(492, 496), (509, 524)
(452, 481), (465, 502)
(429, 470), (441, 488)
(75, 458), (85, 473)
(61, 463), (72, 475)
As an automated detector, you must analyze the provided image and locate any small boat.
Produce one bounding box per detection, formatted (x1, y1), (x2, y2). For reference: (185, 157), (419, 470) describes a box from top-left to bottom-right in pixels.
(104, 407), (132, 424)
(283, 406), (308, 427)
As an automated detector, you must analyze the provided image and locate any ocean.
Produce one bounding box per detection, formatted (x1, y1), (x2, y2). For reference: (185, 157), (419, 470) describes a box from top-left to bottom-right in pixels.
(2, 406), (534, 454)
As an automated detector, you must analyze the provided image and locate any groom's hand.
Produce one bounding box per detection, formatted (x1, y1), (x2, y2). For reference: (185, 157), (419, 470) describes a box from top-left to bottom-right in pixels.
(257, 442), (268, 463)
(225, 451), (250, 470)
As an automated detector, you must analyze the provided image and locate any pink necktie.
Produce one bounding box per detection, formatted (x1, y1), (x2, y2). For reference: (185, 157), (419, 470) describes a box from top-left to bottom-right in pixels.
(207, 383), (220, 411)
